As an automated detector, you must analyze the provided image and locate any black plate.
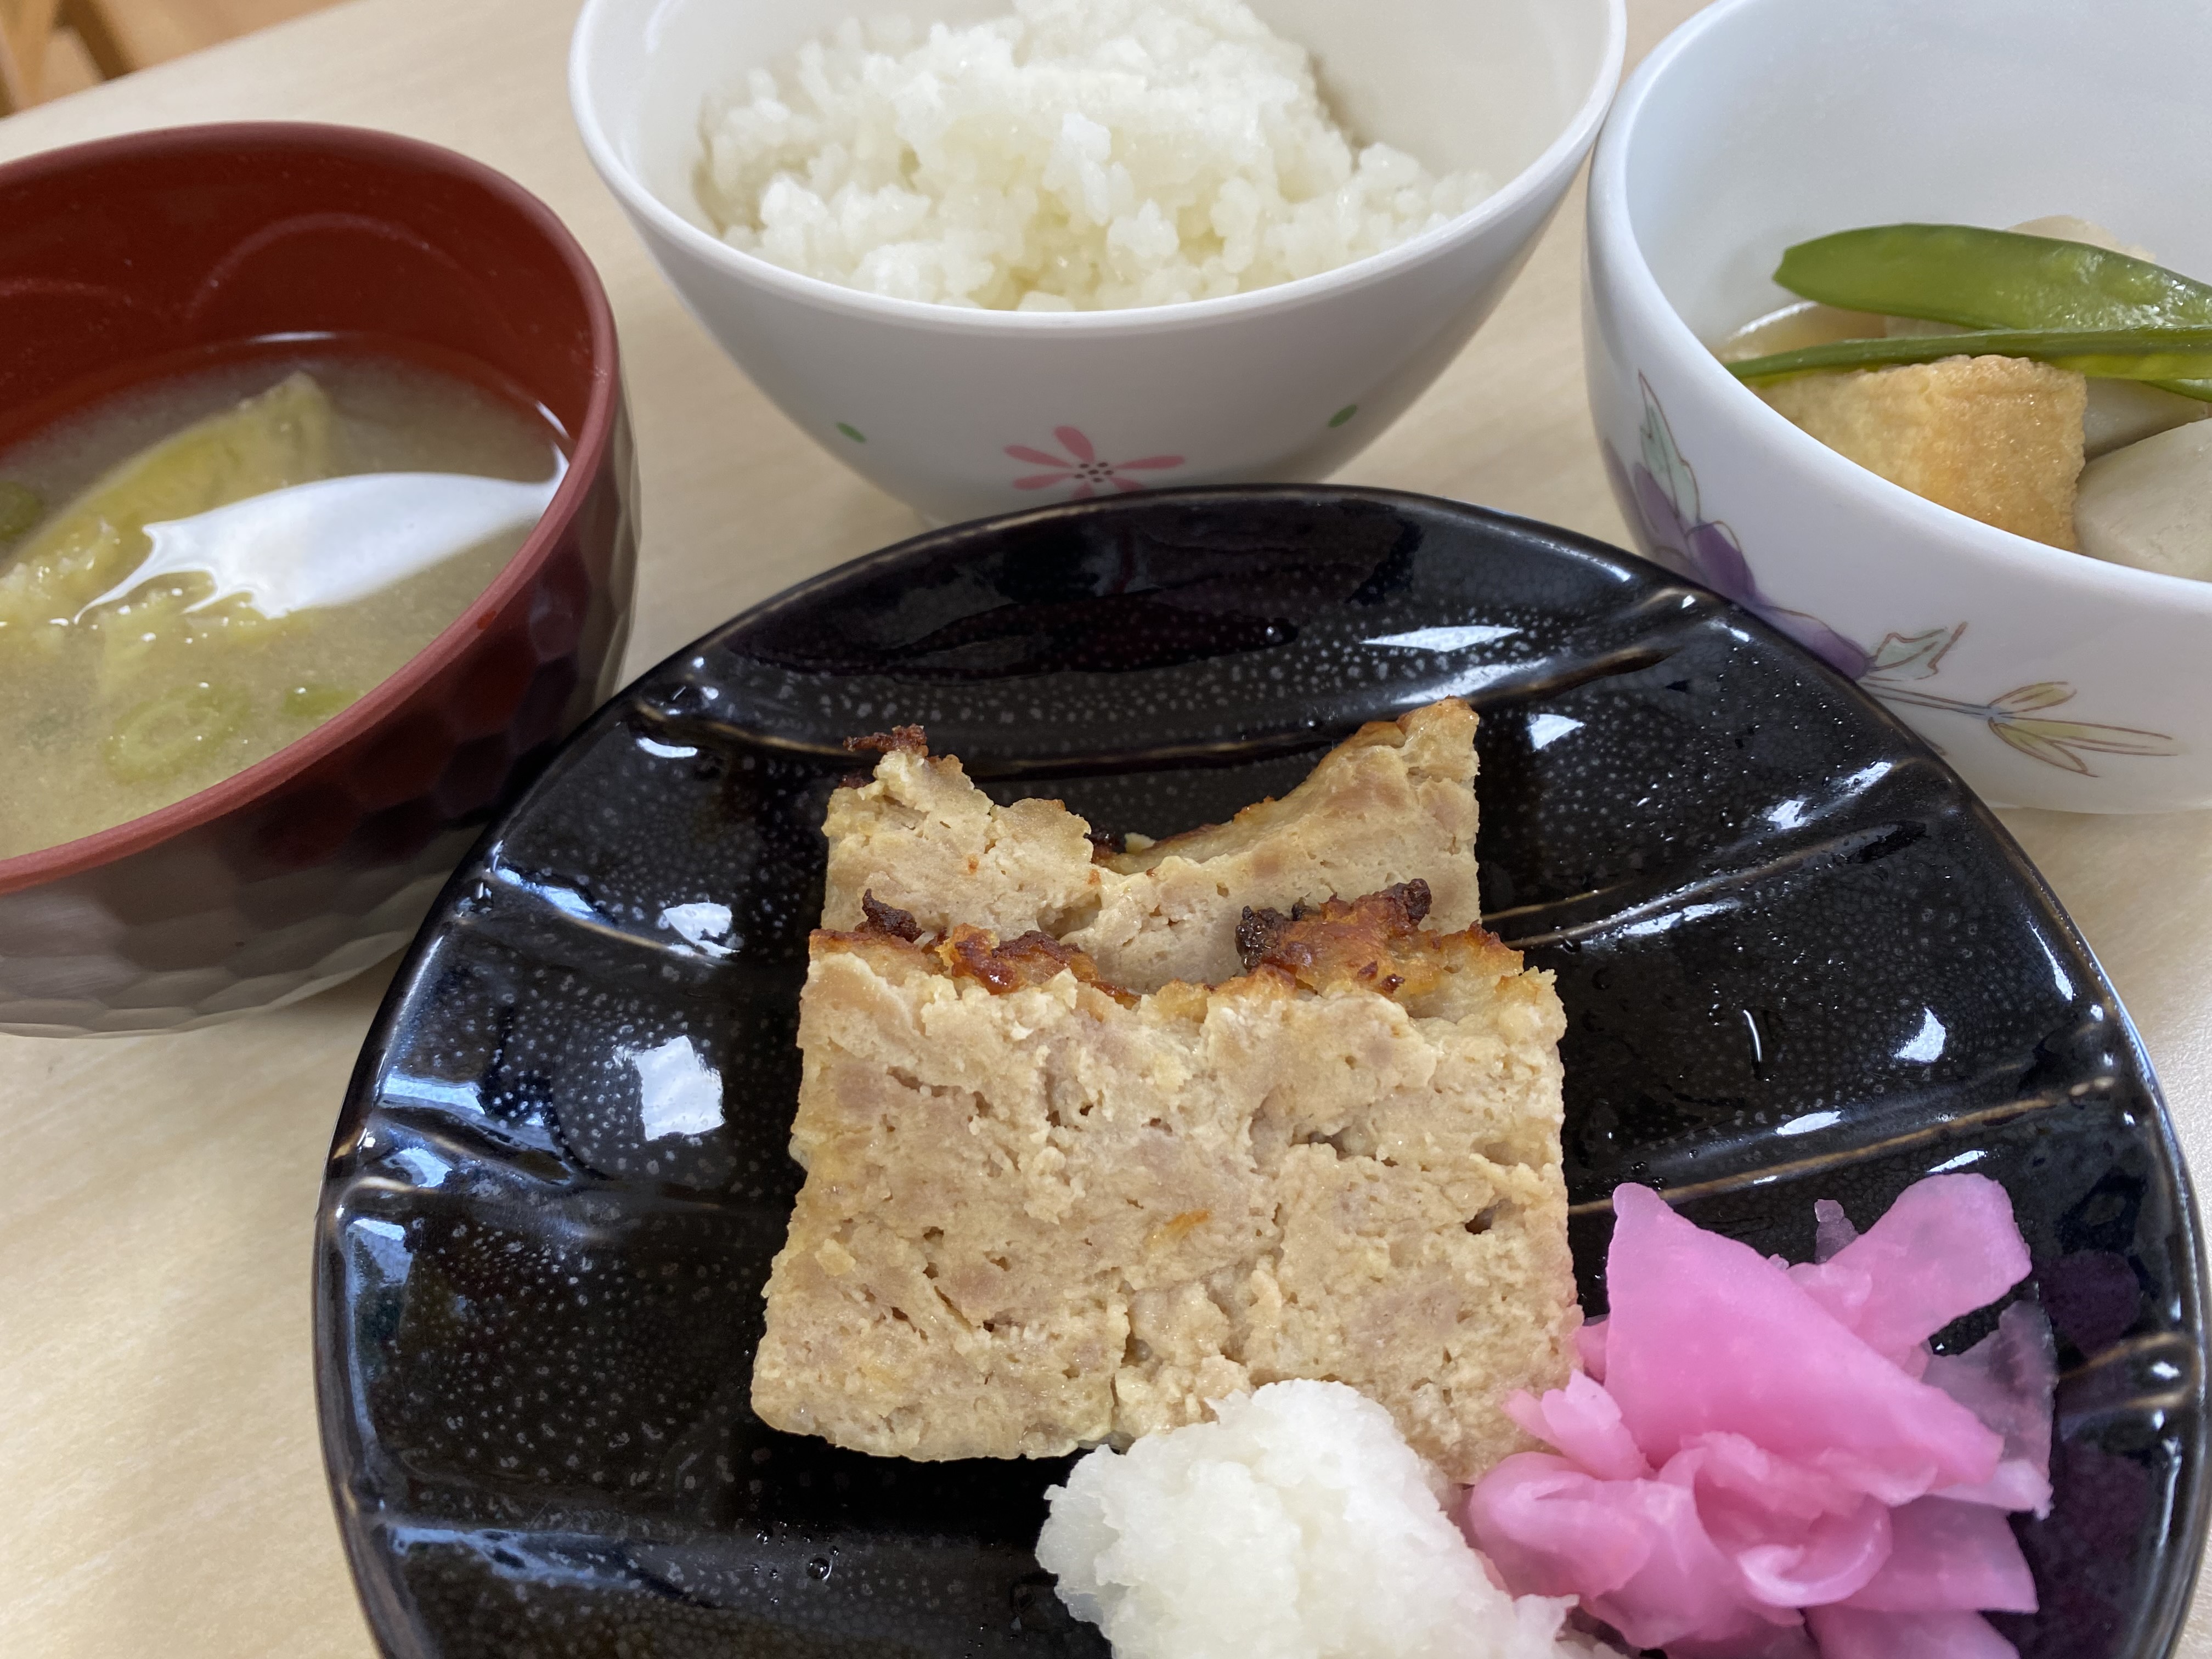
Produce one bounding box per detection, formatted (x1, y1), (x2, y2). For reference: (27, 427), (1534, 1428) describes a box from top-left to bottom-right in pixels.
(316, 487), (2207, 1659)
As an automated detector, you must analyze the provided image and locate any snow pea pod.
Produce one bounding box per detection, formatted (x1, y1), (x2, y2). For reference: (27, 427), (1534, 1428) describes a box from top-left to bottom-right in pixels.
(1774, 225), (2212, 398)
(1726, 325), (2212, 395)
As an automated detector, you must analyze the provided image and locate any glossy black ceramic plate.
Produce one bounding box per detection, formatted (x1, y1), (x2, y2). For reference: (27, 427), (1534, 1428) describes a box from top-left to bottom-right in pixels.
(317, 487), (2207, 1659)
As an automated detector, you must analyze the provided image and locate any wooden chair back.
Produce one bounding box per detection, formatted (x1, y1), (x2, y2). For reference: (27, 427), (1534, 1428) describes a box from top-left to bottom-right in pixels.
(0, 0), (64, 113)
(0, 0), (135, 113)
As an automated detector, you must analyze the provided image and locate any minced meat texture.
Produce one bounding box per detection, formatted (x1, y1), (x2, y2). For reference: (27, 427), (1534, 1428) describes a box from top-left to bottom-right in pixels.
(751, 890), (1577, 1482)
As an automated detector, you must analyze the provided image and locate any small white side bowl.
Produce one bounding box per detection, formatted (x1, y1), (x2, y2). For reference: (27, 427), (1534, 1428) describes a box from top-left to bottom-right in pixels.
(573, 0), (1623, 526)
(1585, 0), (2212, 814)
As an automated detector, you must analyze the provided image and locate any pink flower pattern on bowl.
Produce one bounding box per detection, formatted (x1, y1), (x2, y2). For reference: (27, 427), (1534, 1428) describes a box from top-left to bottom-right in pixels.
(1006, 427), (1184, 500)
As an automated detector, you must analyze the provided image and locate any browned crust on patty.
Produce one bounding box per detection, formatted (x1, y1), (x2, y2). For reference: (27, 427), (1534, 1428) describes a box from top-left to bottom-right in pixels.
(819, 699), (1483, 991)
(843, 724), (930, 757)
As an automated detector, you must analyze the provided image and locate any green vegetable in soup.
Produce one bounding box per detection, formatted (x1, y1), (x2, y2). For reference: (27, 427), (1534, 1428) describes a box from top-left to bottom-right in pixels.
(103, 682), (251, 783)
(0, 482), (41, 541)
(1777, 224), (2212, 329)
(0, 373), (334, 634)
(1726, 324), (2212, 387)
(1774, 225), (2212, 400)
(0, 349), (558, 862)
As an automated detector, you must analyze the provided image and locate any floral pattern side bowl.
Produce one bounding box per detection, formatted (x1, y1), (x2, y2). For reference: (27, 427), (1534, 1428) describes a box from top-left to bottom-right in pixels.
(570, 0), (1623, 527)
(1583, 0), (2212, 812)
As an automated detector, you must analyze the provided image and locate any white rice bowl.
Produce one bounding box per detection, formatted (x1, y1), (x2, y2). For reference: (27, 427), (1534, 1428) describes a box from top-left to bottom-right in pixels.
(1035, 1379), (1611, 1659)
(697, 0), (1492, 311)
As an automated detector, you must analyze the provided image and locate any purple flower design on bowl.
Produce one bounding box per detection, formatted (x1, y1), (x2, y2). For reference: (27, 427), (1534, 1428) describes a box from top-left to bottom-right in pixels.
(1605, 379), (1870, 679)
(1606, 375), (2180, 777)
(1006, 426), (1184, 500)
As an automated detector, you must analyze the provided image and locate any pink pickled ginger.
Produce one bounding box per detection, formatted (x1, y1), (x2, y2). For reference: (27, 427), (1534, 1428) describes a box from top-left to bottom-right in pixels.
(1789, 1177), (2031, 1370)
(1602, 1184), (2003, 1497)
(1464, 1175), (2052, 1659)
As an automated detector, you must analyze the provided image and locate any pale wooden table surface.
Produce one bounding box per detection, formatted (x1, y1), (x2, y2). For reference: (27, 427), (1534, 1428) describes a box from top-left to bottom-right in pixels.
(1, 0), (2206, 1653)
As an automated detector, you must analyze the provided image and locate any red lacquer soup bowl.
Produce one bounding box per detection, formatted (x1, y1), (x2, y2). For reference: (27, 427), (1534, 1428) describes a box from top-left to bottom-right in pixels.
(0, 123), (637, 1036)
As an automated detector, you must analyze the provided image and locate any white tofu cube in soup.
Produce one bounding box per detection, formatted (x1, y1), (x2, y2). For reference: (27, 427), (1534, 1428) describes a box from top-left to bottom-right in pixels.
(2075, 422), (2212, 583)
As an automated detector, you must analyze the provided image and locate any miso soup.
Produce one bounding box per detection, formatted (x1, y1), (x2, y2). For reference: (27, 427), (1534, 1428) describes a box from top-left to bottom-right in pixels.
(0, 345), (566, 860)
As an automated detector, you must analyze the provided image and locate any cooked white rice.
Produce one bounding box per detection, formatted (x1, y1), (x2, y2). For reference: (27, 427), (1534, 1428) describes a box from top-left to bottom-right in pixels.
(697, 0), (1491, 311)
(1034, 1380), (1613, 1659)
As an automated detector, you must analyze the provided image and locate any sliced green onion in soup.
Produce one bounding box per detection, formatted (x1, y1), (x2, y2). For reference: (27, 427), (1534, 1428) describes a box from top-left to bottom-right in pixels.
(104, 682), (252, 783)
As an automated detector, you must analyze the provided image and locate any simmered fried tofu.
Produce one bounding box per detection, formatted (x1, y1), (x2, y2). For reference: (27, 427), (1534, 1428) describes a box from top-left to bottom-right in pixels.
(820, 699), (1483, 991)
(1760, 356), (2087, 549)
(750, 886), (1576, 1482)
